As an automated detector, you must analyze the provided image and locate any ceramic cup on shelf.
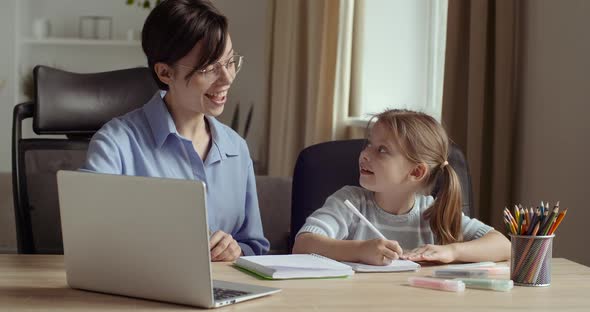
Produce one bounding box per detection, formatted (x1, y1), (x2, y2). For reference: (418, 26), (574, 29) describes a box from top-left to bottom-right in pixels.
(32, 18), (51, 39)
(79, 16), (112, 40)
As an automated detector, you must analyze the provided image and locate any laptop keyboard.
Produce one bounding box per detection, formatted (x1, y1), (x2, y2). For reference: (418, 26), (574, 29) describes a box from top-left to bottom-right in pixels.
(213, 287), (251, 300)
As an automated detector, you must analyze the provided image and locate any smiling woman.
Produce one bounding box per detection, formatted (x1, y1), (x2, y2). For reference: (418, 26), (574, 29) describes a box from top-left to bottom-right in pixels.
(82, 0), (269, 260)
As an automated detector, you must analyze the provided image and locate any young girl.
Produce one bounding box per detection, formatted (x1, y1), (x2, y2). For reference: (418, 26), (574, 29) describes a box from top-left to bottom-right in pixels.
(292, 109), (510, 265)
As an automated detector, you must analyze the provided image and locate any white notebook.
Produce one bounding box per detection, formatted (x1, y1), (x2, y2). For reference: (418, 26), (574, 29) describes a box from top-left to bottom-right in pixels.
(341, 260), (420, 273)
(234, 254), (354, 280)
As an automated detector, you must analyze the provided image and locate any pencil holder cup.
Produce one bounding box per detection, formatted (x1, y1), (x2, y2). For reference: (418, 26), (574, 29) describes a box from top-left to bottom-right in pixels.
(510, 234), (554, 286)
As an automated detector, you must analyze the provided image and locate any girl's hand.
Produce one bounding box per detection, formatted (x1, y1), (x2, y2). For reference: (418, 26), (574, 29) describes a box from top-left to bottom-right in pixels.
(209, 230), (242, 262)
(401, 244), (457, 263)
(357, 239), (403, 265)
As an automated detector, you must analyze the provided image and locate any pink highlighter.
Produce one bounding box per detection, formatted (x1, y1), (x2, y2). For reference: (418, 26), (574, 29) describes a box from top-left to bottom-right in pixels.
(408, 277), (465, 292)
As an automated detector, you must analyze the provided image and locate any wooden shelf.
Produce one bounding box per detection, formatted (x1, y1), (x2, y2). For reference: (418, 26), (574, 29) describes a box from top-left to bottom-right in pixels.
(21, 38), (141, 47)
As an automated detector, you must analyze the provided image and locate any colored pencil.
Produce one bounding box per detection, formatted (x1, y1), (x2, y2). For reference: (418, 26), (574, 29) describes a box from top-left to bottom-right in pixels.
(548, 208), (567, 235)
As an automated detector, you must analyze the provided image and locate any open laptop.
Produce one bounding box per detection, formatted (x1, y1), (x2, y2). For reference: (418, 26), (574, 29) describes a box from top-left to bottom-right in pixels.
(56, 170), (281, 308)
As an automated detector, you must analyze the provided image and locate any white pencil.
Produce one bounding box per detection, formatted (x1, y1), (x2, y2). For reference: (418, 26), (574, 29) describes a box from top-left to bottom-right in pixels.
(343, 200), (387, 240)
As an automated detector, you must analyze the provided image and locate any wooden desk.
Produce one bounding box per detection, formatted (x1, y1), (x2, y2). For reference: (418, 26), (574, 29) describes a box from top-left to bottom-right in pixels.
(1, 255), (589, 311)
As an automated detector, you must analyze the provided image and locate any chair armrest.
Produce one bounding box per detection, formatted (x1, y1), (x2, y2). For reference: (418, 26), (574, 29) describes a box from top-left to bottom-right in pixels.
(12, 102), (35, 253)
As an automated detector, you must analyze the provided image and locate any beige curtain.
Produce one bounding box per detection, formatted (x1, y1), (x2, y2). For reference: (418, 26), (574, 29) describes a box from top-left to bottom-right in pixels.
(442, 0), (519, 230)
(266, 0), (355, 177)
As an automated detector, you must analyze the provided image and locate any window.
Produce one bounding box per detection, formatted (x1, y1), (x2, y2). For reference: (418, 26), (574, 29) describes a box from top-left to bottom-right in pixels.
(350, 0), (448, 123)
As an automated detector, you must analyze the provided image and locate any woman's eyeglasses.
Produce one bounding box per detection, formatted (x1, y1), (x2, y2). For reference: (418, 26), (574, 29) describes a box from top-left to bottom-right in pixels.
(177, 55), (243, 81)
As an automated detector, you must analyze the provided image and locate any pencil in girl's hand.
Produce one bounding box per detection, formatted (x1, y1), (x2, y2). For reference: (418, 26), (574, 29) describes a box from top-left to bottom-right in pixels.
(343, 199), (387, 240)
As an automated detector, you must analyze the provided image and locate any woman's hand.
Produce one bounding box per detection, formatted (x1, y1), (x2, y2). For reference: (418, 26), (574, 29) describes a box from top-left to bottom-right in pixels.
(209, 230), (242, 262)
(357, 238), (403, 265)
(401, 244), (457, 263)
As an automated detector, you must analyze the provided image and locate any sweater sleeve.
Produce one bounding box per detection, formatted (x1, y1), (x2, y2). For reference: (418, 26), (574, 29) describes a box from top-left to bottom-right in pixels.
(296, 186), (361, 240)
(461, 213), (494, 241)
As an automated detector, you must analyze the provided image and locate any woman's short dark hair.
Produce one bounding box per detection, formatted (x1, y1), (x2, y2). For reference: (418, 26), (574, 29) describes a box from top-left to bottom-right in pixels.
(142, 0), (228, 90)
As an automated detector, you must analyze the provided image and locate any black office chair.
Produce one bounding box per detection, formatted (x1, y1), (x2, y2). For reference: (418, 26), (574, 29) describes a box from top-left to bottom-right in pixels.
(12, 65), (158, 254)
(290, 139), (474, 248)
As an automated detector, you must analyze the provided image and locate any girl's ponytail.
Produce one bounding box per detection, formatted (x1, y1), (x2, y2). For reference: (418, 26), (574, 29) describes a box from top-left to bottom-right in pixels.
(426, 162), (463, 244)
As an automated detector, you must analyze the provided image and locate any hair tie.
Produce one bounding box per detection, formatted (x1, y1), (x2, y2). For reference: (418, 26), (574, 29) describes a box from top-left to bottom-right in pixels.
(440, 160), (449, 169)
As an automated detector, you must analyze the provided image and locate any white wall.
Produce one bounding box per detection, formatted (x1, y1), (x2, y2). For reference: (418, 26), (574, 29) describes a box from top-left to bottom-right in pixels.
(514, 0), (590, 266)
(214, 0), (272, 170)
(0, 0), (16, 253)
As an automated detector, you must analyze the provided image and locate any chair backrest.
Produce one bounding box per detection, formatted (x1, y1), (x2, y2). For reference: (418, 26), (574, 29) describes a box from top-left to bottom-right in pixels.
(290, 139), (474, 248)
(255, 176), (292, 254)
(12, 65), (158, 254)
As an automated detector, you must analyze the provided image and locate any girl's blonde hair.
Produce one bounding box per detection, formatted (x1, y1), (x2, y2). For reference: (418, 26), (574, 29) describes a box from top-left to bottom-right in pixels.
(369, 109), (463, 245)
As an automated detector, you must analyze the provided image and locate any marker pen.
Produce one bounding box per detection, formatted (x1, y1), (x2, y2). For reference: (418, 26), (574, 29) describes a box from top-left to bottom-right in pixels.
(433, 269), (488, 278)
(408, 277), (465, 292)
(454, 278), (514, 292)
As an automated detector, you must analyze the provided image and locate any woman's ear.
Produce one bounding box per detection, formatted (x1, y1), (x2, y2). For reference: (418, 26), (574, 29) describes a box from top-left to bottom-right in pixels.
(154, 62), (173, 87)
(409, 163), (429, 182)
